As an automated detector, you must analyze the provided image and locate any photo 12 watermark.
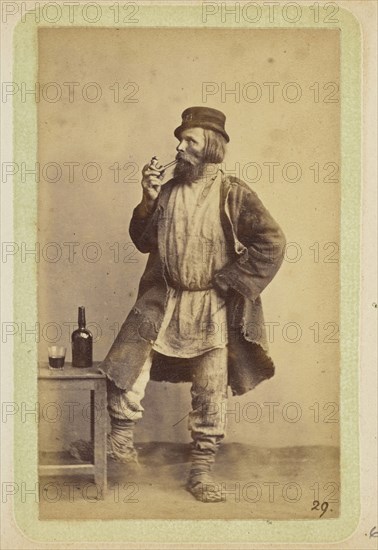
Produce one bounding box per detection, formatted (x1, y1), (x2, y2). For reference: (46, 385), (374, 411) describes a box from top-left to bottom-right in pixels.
(1, 2), (140, 24)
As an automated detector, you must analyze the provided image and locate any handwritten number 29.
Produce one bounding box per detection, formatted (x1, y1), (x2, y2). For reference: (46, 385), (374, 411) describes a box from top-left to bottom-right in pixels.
(311, 500), (329, 517)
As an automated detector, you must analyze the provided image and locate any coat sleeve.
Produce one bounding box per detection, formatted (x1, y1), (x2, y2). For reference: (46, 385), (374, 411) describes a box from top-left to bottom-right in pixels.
(213, 183), (286, 302)
(129, 202), (159, 253)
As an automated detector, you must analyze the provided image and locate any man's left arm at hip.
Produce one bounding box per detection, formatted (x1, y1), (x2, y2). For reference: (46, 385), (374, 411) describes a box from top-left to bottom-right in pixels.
(213, 186), (286, 302)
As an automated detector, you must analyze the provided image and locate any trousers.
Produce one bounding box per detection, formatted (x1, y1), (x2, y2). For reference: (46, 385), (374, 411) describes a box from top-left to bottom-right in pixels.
(107, 347), (229, 452)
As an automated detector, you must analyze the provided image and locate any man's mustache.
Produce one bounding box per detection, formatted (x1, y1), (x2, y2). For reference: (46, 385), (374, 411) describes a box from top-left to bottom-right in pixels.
(175, 153), (201, 164)
(175, 153), (190, 163)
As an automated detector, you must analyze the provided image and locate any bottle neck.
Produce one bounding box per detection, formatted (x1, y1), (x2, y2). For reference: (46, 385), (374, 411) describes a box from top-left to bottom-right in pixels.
(78, 307), (86, 329)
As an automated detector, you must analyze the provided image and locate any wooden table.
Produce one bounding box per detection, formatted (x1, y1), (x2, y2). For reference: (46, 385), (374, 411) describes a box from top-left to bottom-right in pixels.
(38, 362), (107, 497)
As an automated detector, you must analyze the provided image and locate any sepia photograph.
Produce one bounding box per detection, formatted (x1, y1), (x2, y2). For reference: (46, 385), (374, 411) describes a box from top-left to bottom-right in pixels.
(1, 1), (375, 548)
(36, 25), (341, 520)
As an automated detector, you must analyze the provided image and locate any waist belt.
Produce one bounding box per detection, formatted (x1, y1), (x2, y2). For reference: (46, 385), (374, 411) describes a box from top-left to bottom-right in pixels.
(166, 276), (214, 292)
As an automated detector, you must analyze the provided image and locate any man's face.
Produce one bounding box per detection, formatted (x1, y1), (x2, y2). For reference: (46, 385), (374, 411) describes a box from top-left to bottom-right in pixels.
(175, 127), (206, 165)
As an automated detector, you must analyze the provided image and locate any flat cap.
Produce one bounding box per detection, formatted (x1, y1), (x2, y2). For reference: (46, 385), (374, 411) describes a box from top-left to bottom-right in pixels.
(174, 106), (230, 142)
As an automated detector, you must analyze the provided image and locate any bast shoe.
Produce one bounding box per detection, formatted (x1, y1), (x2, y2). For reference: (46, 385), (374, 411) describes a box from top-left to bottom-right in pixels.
(69, 437), (140, 467)
(106, 433), (140, 466)
(186, 472), (225, 503)
(69, 439), (93, 462)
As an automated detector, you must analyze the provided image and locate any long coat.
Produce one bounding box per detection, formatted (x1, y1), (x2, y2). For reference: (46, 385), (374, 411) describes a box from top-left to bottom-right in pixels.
(99, 172), (286, 396)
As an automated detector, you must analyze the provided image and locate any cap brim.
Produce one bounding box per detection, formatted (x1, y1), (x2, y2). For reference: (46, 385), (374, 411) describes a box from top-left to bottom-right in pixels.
(174, 123), (230, 143)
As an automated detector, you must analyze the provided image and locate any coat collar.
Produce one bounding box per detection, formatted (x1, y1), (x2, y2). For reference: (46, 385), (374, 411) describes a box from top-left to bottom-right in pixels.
(158, 166), (236, 213)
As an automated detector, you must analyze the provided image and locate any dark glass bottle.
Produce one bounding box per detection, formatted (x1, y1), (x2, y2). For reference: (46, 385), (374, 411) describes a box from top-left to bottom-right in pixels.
(71, 306), (93, 368)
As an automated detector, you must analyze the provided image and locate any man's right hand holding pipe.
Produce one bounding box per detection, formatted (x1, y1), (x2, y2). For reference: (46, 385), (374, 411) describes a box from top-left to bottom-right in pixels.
(140, 157), (165, 215)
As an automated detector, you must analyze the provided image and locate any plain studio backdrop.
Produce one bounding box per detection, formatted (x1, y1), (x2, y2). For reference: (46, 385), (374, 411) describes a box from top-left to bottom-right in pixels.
(37, 27), (340, 452)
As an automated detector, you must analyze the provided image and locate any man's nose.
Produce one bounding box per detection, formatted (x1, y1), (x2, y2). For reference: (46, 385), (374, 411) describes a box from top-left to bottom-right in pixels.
(176, 141), (185, 152)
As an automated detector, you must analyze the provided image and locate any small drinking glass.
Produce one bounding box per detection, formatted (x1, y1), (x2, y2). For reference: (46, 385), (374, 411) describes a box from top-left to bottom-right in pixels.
(48, 346), (66, 370)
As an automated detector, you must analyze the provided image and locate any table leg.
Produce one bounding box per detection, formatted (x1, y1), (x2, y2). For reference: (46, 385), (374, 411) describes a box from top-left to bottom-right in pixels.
(92, 382), (107, 497)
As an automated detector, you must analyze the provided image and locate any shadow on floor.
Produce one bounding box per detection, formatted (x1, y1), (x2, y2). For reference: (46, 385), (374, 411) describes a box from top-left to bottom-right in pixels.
(39, 442), (340, 520)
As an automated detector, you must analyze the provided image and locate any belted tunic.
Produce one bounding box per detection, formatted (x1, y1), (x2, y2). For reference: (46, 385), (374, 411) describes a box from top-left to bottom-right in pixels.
(99, 168), (286, 396)
(153, 167), (231, 357)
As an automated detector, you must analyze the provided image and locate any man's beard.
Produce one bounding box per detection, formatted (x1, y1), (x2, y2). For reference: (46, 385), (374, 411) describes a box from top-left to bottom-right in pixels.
(173, 153), (206, 183)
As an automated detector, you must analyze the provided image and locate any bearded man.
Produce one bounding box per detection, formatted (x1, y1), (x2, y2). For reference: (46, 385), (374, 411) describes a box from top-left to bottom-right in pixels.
(99, 107), (286, 503)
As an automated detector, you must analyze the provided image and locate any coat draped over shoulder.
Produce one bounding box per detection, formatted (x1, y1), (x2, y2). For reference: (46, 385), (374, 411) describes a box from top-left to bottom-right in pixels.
(99, 173), (286, 396)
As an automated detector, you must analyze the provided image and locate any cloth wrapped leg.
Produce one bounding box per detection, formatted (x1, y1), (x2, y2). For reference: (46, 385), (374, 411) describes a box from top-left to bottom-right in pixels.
(107, 417), (139, 464)
(186, 348), (228, 503)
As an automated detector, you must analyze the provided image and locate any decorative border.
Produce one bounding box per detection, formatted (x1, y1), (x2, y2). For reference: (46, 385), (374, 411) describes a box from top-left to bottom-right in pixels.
(13, 2), (360, 543)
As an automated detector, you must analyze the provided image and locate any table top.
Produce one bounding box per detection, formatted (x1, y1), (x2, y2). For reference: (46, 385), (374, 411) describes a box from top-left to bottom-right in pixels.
(38, 361), (106, 379)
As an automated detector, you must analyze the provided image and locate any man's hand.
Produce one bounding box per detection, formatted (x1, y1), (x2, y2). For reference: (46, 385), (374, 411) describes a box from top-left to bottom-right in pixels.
(213, 272), (231, 299)
(140, 157), (165, 213)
